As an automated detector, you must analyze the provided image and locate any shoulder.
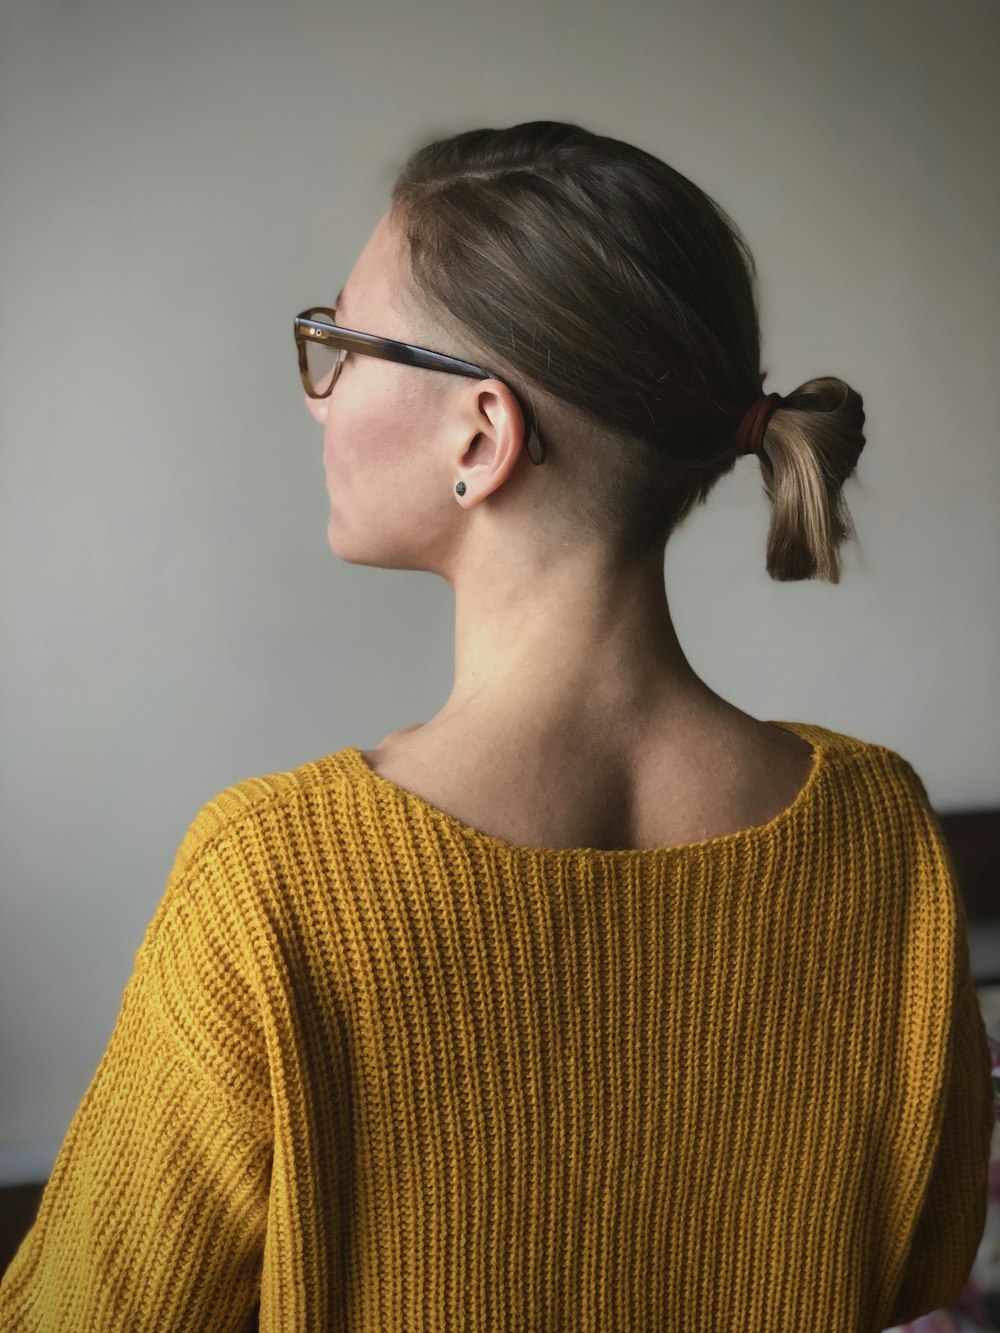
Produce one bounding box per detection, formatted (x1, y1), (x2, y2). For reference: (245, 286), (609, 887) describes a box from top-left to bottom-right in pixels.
(814, 724), (939, 814)
(145, 751), (367, 962)
(137, 749), (365, 968)
(779, 719), (930, 786)
(772, 721), (947, 848)
(375, 721), (426, 749)
(171, 750), (360, 869)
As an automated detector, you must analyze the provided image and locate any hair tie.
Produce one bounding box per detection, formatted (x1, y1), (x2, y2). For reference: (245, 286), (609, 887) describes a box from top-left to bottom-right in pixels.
(736, 391), (784, 457)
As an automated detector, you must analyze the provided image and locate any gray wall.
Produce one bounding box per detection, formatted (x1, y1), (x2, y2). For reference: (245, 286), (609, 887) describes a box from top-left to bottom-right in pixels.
(1, 0), (998, 1185)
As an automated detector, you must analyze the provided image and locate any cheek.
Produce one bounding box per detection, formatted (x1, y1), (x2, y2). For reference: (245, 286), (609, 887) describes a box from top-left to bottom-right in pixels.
(322, 379), (415, 489)
(321, 382), (371, 472)
(330, 367), (435, 463)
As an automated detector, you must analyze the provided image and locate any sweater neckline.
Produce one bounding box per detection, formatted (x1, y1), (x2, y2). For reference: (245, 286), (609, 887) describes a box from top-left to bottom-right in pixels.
(339, 719), (827, 861)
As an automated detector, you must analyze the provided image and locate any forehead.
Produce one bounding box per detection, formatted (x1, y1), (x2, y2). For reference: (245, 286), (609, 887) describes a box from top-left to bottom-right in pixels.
(340, 210), (401, 316)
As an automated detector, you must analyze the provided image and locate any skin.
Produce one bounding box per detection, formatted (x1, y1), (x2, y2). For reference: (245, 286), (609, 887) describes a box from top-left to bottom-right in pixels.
(305, 208), (814, 850)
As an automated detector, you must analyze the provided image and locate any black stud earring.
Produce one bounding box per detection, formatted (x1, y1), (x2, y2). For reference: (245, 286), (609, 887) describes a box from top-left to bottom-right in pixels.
(455, 482), (466, 496)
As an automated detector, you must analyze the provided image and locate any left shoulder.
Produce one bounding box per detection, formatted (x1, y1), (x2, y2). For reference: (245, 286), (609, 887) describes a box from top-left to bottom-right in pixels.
(375, 720), (426, 749)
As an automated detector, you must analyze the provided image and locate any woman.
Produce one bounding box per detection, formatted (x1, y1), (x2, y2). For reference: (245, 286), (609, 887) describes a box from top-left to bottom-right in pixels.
(1, 120), (992, 1332)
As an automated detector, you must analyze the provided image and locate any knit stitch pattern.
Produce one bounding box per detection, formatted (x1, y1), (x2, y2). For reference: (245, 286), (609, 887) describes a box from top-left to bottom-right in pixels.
(0, 720), (993, 1331)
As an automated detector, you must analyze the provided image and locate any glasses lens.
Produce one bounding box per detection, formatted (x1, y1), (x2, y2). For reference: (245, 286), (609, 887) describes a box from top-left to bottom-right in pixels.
(303, 317), (343, 396)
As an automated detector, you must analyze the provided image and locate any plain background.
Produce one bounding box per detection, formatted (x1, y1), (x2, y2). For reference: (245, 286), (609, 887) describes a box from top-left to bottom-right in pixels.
(1, 0), (998, 1186)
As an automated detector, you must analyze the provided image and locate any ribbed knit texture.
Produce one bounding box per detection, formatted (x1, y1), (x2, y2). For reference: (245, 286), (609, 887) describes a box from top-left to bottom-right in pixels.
(0, 720), (993, 1331)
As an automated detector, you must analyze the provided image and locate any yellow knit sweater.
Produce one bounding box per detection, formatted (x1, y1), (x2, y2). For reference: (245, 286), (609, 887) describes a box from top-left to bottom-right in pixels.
(0, 720), (993, 1331)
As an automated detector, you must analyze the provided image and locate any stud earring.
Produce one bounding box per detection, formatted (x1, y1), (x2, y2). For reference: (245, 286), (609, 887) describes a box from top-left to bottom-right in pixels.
(455, 482), (466, 496)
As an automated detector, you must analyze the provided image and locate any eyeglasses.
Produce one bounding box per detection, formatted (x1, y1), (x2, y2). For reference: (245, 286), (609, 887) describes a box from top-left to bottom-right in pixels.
(294, 306), (545, 464)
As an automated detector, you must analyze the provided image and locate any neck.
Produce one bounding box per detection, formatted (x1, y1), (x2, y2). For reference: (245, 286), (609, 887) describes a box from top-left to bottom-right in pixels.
(430, 544), (719, 745)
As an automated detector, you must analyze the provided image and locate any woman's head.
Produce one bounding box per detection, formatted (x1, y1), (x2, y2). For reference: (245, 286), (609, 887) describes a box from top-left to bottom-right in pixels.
(309, 120), (865, 582)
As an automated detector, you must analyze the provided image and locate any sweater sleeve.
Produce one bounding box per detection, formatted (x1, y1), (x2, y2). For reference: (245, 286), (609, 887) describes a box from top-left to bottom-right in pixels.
(884, 770), (996, 1326)
(886, 959), (995, 1325)
(0, 814), (273, 1333)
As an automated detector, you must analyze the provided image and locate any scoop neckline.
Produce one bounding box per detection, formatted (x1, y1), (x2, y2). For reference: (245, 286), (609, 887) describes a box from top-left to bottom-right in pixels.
(338, 719), (826, 861)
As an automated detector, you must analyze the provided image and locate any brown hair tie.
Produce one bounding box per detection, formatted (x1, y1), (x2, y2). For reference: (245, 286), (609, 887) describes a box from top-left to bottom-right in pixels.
(736, 391), (784, 456)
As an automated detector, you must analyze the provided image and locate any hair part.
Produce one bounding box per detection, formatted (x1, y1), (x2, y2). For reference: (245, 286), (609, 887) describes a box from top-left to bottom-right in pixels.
(390, 121), (866, 581)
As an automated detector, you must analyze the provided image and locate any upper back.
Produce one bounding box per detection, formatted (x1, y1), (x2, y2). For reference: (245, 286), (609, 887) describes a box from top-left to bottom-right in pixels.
(364, 707), (818, 853)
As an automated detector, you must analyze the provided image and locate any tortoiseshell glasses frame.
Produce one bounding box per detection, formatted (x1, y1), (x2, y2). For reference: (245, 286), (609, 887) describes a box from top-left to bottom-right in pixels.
(294, 306), (546, 465)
